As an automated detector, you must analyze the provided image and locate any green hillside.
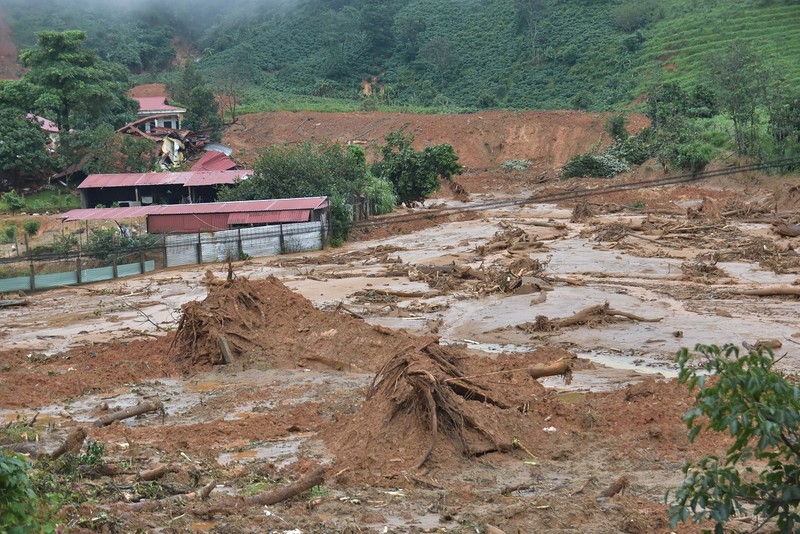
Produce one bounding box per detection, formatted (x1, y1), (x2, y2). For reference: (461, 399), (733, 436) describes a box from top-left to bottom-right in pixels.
(3, 0), (799, 111)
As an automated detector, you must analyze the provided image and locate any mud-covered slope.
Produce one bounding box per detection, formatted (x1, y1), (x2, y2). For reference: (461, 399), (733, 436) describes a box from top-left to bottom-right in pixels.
(223, 110), (649, 171)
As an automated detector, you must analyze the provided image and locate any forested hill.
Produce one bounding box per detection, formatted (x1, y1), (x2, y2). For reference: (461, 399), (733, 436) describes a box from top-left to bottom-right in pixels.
(3, 0), (799, 111)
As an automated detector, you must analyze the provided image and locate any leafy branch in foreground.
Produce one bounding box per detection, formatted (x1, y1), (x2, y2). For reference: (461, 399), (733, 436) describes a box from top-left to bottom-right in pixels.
(669, 344), (800, 533)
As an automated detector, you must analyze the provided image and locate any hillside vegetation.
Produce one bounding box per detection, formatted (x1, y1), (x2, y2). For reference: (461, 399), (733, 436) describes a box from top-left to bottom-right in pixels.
(3, 0), (799, 112)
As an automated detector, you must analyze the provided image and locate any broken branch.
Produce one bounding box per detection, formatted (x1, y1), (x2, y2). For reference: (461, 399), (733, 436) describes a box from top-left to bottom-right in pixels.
(94, 400), (164, 428)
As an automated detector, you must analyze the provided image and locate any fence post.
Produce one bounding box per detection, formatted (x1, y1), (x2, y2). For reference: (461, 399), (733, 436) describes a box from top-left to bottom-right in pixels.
(76, 255), (82, 284)
(237, 229), (243, 259)
(279, 224), (285, 254)
(139, 251), (146, 274)
(196, 233), (202, 264)
(112, 255), (118, 279)
(28, 257), (35, 291)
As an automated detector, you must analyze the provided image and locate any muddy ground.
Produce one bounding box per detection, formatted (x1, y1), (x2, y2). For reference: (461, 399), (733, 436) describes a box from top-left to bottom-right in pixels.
(3, 164), (800, 533)
(3, 100), (800, 533)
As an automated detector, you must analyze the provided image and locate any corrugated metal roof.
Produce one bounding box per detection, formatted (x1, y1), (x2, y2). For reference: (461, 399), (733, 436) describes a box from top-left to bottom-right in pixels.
(61, 197), (329, 221)
(133, 96), (186, 113)
(79, 170), (253, 189)
(227, 210), (311, 225)
(191, 151), (238, 172)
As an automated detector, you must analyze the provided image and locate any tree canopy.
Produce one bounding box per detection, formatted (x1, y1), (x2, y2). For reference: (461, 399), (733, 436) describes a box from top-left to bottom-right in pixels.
(19, 30), (137, 131)
(372, 130), (463, 206)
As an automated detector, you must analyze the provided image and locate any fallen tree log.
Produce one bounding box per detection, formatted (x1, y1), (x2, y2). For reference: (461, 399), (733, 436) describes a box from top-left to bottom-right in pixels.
(598, 476), (629, 499)
(94, 400), (164, 427)
(125, 480), (216, 511)
(212, 466), (324, 512)
(727, 286), (800, 297)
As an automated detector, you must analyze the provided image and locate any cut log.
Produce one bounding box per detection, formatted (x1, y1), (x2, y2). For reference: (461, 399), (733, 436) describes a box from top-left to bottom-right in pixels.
(527, 356), (576, 384)
(94, 400), (164, 428)
(50, 427), (87, 459)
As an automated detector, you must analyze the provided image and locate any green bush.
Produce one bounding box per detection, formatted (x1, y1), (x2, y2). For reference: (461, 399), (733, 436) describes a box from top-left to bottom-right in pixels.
(668, 142), (717, 172)
(606, 135), (654, 166)
(670, 344), (800, 532)
(1, 452), (45, 533)
(1, 191), (24, 213)
(85, 227), (156, 263)
(23, 220), (41, 237)
(561, 153), (630, 178)
(501, 160), (532, 172)
(1, 223), (17, 244)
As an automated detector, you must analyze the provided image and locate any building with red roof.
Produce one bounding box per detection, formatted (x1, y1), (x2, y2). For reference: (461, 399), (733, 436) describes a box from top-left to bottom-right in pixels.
(77, 170), (253, 208)
(132, 96), (186, 132)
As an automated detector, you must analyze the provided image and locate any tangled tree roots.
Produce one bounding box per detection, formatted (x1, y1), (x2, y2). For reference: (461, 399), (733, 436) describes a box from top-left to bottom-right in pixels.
(369, 343), (511, 469)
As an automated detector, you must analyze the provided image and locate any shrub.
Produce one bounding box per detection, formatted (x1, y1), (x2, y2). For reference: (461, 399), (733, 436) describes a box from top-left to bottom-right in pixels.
(501, 160), (532, 172)
(23, 220), (41, 237)
(605, 114), (629, 141)
(669, 344), (800, 533)
(606, 135), (654, 165)
(85, 227), (156, 263)
(561, 153), (629, 179)
(1, 223), (17, 244)
(667, 142), (716, 172)
(0, 452), (45, 533)
(1, 191), (24, 213)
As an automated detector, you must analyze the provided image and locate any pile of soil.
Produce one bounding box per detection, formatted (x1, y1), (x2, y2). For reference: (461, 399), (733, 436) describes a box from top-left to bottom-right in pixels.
(175, 274), (428, 373)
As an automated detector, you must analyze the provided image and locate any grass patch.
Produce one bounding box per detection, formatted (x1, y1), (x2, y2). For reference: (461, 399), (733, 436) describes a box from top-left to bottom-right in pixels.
(0, 189), (81, 214)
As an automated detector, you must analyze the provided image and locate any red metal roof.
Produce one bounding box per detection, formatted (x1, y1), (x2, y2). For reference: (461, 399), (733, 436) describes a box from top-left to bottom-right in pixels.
(61, 197), (329, 222)
(133, 97), (186, 113)
(191, 151), (238, 172)
(26, 113), (59, 133)
(78, 170), (253, 189)
(227, 210), (311, 225)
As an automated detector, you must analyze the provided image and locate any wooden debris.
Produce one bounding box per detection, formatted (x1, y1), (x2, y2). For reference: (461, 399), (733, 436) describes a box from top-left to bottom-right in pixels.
(217, 335), (234, 364)
(728, 286), (800, 297)
(527, 356), (577, 384)
(139, 464), (179, 482)
(126, 480), (216, 511)
(773, 222), (800, 238)
(212, 466), (324, 511)
(50, 427), (87, 459)
(0, 299), (29, 308)
(518, 303), (661, 333)
(598, 476), (629, 499)
(94, 400), (164, 428)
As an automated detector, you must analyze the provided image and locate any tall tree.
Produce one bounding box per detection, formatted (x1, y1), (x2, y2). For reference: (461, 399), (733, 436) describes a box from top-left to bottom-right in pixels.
(19, 30), (137, 132)
(708, 40), (768, 158)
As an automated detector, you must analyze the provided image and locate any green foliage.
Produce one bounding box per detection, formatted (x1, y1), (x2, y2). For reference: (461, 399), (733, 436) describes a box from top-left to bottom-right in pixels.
(1, 191), (25, 213)
(612, 1), (663, 33)
(605, 133), (654, 166)
(604, 114), (629, 142)
(38, 233), (78, 257)
(501, 159), (532, 172)
(19, 30), (137, 131)
(670, 344), (800, 533)
(1, 223), (17, 244)
(372, 129), (463, 205)
(0, 452), (45, 534)
(23, 220), (41, 237)
(0, 110), (55, 188)
(561, 152), (630, 179)
(85, 226), (156, 263)
(218, 141), (377, 241)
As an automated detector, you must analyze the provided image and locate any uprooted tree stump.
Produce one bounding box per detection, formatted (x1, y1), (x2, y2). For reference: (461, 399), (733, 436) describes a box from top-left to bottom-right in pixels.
(527, 355), (577, 384)
(368, 343), (513, 469)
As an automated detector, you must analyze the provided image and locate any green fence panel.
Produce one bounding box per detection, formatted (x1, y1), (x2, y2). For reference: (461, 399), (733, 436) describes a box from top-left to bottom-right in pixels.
(35, 271), (78, 289)
(82, 266), (115, 283)
(0, 276), (31, 292)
